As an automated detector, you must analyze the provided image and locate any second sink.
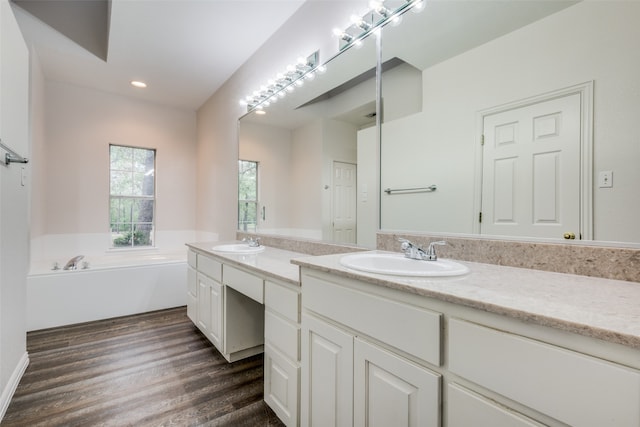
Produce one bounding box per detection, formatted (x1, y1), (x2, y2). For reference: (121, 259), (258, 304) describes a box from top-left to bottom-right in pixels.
(211, 243), (265, 254)
(340, 252), (469, 277)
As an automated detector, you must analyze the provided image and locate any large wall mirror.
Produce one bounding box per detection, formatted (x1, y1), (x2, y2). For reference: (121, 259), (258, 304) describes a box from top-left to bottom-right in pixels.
(239, 0), (640, 248)
(378, 0), (640, 245)
(238, 34), (377, 246)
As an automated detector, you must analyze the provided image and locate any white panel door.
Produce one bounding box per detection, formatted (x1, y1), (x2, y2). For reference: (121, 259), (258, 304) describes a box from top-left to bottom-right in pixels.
(301, 313), (353, 427)
(481, 93), (581, 239)
(354, 338), (440, 427)
(332, 161), (357, 244)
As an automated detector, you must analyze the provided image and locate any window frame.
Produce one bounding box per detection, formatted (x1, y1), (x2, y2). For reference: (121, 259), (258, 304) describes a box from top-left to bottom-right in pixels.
(109, 144), (157, 249)
(238, 159), (259, 232)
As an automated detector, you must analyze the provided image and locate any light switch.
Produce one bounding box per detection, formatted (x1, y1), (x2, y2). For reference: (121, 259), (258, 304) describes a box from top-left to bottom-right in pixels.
(598, 170), (613, 188)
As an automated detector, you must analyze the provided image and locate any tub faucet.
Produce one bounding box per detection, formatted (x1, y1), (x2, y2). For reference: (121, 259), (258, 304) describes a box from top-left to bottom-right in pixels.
(63, 255), (85, 270)
(243, 237), (261, 247)
(398, 239), (446, 261)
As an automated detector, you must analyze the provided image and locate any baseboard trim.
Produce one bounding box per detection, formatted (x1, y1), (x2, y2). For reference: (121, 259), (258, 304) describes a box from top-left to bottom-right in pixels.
(0, 352), (29, 421)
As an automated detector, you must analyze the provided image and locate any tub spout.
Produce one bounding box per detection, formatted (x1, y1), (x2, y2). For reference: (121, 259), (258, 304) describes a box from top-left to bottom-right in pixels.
(63, 255), (85, 270)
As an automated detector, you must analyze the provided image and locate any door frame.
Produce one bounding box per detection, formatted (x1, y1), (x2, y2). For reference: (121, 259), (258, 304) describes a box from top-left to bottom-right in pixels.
(473, 81), (593, 240)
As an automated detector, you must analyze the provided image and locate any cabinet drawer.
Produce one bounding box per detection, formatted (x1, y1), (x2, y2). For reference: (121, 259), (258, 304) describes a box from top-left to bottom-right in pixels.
(449, 319), (640, 427)
(265, 280), (300, 323)
(197, 254), (221, 281)
(447, 383), (543, 427)
(303, 272), (441, 366)
(265, 310), (299, 361)
(224, 265), (264, 303)
(187, 249), (197, 268)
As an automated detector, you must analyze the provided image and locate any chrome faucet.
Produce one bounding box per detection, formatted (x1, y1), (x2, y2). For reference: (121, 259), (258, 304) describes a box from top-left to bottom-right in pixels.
(243, 237), (261, 247)
(399, 239), (446, 261)
(63, 255), (85, 270)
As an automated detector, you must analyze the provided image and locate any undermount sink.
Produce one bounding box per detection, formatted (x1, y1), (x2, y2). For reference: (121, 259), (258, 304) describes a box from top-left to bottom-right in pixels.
(339, 252), (470, 277)
(211, 243), (265, 254)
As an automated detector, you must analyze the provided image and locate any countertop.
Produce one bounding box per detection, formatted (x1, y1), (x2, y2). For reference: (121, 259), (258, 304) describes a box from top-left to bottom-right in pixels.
(292, 251), (640, 350)
(186, 241), (303, 285)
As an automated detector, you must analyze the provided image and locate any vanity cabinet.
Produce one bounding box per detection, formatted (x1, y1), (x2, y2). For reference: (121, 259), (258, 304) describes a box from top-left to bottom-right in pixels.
(301, 269), (442, 427)
(186, 249), (264, 362)
(298, 264), (640, 427)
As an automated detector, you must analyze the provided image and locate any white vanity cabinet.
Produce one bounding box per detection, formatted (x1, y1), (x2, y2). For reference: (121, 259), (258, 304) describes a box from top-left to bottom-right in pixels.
(186, 244), (304, 427)
(300, 269), (442, 427)
(186, 249), (264, 362)
(297, 260), (640, 427)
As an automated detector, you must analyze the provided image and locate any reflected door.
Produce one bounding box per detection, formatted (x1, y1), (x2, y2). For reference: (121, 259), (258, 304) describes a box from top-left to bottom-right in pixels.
(332, 161), (357, 244)
(481, 93), (581, 239)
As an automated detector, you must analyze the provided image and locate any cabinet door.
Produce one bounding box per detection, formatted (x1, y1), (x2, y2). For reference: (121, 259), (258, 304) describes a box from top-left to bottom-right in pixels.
(196, 273), (212, 334)
(208, 277), (224, 350)
(354, 338), (441, 427)
(265, 344), (300, 427)
(186, 266), (197, 323)
(301, 313), (353, 427)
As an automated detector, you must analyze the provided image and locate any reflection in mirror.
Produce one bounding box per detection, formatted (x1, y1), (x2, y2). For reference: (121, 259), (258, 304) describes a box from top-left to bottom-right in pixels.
(238, 35), (377, 247)
(379, 1), (640, 245)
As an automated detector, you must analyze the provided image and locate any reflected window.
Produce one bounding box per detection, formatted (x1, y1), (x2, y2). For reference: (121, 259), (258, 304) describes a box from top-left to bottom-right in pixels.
(109, 145), (156, 248)
(238, 160), (258, 232)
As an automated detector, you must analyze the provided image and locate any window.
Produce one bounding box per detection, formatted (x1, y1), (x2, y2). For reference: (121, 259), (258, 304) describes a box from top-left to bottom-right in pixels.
(109, 145), (156, 248)
(238, 160), (258, 232)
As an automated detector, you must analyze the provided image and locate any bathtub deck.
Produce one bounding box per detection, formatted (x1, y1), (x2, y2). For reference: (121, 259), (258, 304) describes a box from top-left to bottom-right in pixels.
(3, 307), (283, 427)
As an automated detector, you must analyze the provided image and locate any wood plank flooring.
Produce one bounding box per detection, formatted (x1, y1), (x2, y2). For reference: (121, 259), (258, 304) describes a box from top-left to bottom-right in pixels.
(3, 307), (284, 427)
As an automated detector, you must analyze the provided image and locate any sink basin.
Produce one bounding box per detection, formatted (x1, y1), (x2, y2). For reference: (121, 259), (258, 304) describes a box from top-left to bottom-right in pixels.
(211, 243), (265, 254)
(339, 253), (469, 277)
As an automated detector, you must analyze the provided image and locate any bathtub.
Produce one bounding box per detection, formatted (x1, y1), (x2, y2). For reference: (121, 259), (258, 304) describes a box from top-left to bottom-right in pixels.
(27, 251), (187, 331)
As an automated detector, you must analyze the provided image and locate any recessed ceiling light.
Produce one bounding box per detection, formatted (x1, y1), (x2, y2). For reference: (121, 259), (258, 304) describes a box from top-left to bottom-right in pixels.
(255, 110), (266, 115)
(131, 81), (147, 88)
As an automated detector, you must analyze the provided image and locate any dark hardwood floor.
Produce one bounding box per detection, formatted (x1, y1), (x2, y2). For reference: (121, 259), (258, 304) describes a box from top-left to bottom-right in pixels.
(3, 307), (284, 427)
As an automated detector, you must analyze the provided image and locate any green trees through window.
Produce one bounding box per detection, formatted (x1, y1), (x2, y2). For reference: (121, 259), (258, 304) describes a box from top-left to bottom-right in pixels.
(238, 160), (258, 232)
(110, 145), (156, 248)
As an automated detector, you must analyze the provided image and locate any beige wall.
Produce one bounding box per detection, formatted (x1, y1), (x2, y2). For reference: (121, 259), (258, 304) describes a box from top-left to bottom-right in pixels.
(31, 80), (197, 260)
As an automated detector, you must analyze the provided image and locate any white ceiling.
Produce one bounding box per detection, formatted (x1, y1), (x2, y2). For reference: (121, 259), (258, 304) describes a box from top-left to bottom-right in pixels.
(12, 0), (306, 111)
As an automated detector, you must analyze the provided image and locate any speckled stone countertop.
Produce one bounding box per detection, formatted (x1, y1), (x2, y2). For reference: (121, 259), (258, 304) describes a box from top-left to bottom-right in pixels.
(292, 251), (640, 350)
(186, 241), (303, 285)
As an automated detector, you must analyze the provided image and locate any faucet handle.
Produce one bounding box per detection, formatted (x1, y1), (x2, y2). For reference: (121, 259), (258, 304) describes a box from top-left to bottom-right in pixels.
(426, 241), (446, 260)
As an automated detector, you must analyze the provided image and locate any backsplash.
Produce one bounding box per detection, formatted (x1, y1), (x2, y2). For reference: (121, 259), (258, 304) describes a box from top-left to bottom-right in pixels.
(236, 232), (366, 256)
(236, 231), (640, 282)
(378, 232), (640, 283)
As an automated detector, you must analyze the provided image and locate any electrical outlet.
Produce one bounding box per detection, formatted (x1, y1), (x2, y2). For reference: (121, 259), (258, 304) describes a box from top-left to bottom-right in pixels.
(598, 170), (613, 188)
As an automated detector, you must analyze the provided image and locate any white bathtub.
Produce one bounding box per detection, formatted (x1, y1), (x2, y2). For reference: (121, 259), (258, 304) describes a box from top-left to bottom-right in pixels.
(27, 251), (187, 331)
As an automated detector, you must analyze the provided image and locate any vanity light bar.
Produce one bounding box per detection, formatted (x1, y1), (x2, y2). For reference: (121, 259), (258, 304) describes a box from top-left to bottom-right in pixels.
(334, 0), (424, 51)
(240, 51), (321, 112)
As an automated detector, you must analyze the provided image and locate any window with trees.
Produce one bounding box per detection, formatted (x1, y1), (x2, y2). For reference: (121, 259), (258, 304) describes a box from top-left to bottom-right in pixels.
(109, 145), (156, 248)
(238, 160), (258, 232)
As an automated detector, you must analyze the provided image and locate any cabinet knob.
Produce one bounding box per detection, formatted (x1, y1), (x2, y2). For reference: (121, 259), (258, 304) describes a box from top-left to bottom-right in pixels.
(563, 232), (576, 240)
